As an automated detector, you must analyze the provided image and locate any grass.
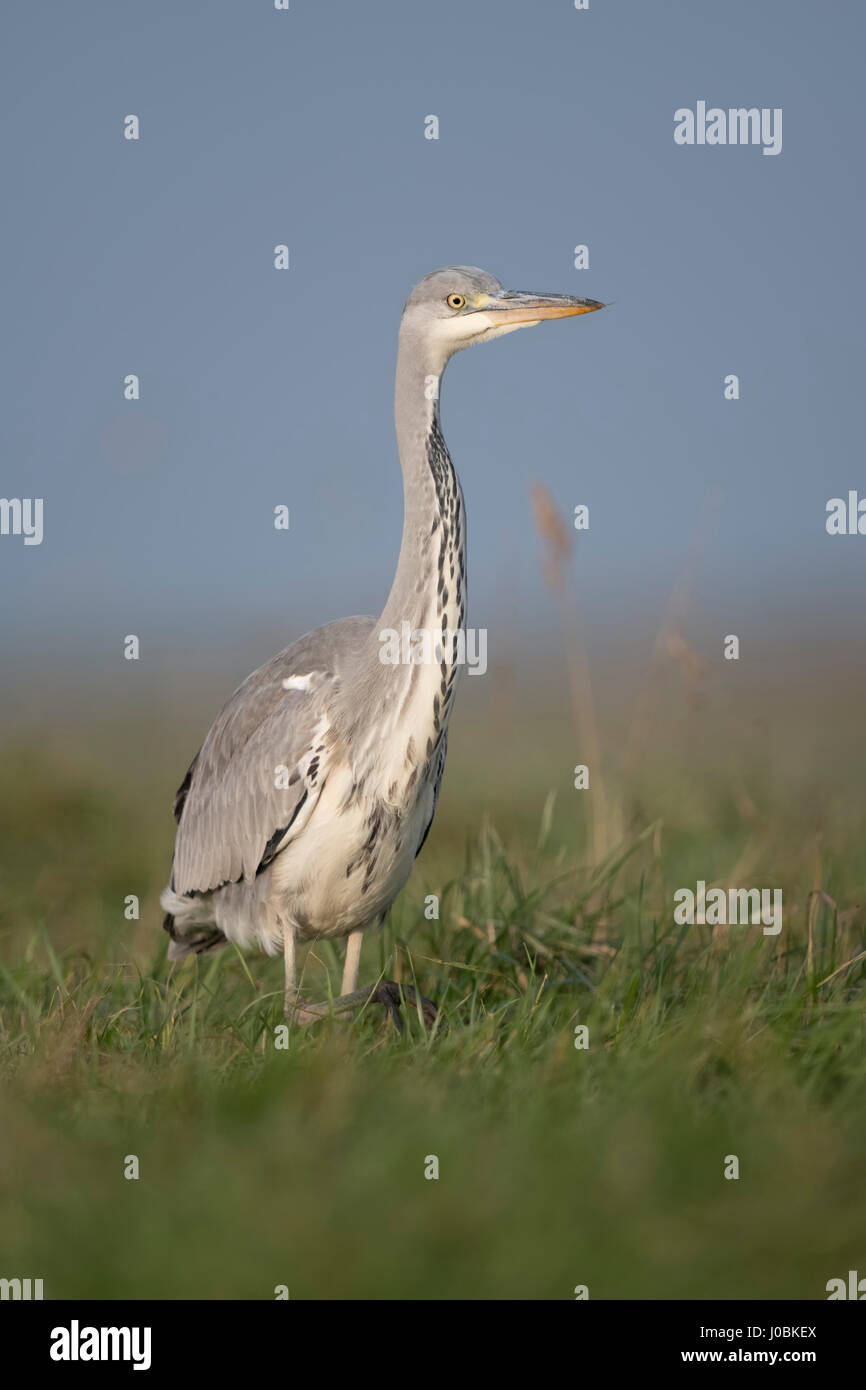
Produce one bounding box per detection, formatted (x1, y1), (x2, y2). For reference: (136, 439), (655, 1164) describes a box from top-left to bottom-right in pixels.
(1, 670), (865, 1300)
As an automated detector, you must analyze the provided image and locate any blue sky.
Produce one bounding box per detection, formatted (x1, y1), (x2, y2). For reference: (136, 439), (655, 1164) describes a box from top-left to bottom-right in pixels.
(2, 0), (864, 665)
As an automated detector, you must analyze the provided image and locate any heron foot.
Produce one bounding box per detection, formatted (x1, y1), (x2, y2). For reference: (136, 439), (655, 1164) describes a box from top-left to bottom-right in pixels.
(372, 980), (440, 1033)
(284, 980), (440, 1032)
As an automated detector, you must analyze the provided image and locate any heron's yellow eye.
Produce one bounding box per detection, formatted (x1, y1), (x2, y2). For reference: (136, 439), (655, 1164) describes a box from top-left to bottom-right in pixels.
(446, 293), (466, 310)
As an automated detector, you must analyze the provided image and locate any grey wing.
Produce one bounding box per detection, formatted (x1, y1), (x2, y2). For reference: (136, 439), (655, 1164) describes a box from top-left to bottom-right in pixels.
(170, 616), (375, 896)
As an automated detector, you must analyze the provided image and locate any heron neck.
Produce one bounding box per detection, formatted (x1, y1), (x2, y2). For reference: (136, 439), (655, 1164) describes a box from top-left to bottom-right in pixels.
(377, 342), (467, 639)
(347, 339), (467, 790)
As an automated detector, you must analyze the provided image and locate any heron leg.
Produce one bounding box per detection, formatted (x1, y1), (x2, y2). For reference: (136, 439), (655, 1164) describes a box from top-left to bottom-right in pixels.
(280, 919), (439, 1030)
(282, 917), (298, 1013)
(341, 928), (364, 995)
(281, 918), (329, 1024)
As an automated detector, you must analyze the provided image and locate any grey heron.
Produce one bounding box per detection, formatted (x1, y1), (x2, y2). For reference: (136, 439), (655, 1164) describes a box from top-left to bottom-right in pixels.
(161, 266), (603, 1027)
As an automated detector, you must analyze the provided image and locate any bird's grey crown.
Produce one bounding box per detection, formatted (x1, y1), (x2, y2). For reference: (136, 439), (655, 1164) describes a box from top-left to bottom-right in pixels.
(403, 265), (503, 312)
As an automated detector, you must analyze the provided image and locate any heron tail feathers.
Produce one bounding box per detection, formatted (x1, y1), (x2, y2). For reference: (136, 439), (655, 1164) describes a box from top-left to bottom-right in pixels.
(161, 886), (227, 959)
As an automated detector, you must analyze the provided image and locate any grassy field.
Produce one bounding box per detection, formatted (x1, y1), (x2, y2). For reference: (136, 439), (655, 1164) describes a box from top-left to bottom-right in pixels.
(1, 647), (865, 1301)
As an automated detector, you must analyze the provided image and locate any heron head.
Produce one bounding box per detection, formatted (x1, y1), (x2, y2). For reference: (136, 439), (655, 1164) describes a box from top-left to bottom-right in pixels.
(401, 266), (604, 370)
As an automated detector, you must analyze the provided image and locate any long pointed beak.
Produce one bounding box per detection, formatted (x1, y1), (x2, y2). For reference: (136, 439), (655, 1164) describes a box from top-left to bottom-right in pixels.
(477, 290), (605, 325)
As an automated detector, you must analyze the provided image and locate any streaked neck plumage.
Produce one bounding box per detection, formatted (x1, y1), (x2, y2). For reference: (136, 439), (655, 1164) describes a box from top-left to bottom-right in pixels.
(380, 333), (466, 636)
(356, 326), (467, 790)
